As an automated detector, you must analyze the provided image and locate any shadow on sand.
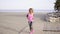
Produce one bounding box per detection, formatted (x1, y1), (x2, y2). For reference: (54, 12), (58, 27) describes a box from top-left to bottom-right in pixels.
(0, 25), (28, 34)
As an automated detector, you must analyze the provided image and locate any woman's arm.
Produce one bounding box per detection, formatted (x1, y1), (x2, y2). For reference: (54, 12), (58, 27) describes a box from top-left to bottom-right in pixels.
(26, 14), (28, 18)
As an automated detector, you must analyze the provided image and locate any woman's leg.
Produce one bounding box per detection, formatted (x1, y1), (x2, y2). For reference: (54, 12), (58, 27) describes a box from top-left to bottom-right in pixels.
(28, 21), (33, 31)
(30, 21), (32, 31)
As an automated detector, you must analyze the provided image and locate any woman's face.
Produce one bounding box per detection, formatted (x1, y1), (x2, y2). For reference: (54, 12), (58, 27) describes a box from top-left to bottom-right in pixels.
(29, 10), (33, 13)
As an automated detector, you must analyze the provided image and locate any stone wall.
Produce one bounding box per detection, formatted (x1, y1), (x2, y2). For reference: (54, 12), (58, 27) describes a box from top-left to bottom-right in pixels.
(46, 12), (60, 23)
(49, 17), (60, 23)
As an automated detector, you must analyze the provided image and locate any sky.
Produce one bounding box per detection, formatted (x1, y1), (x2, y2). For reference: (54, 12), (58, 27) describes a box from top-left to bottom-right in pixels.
(0, 0), (56, 10)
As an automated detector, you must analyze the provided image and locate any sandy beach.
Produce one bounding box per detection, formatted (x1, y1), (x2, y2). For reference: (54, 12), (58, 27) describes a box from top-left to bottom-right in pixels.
(0, 12), (60, 34)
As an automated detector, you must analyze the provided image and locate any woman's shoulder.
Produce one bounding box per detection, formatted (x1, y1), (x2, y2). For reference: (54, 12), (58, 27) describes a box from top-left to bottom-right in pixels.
(26, 13), (29, 17)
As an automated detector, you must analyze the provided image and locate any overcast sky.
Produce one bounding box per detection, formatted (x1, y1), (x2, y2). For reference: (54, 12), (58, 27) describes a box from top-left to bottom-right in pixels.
(0, 0), (56, 10)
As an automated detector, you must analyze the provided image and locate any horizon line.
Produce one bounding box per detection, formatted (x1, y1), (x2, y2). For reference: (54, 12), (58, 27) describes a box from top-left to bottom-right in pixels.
(0, 9), (54, 11)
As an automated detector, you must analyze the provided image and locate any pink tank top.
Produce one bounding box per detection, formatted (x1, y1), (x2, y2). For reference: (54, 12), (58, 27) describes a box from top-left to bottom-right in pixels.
(27, 13), (34, 22)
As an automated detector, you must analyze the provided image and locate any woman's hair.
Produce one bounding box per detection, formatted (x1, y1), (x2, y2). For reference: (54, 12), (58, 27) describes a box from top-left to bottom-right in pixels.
(29, 8), (33, 13)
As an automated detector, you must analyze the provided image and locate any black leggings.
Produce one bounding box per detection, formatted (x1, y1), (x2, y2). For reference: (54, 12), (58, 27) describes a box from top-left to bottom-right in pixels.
(28, 21), (33, 31)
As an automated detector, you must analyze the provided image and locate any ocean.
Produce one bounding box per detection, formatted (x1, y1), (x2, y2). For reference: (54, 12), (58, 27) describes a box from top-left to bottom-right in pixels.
(0, 10), (55, 13)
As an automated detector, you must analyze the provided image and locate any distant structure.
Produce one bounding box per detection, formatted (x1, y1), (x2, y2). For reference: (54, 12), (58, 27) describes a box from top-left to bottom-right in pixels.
(46, 0), (60, 23)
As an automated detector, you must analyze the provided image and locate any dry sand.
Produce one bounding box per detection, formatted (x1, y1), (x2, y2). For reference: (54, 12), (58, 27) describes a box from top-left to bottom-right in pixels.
(0, 12), (60, 34)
